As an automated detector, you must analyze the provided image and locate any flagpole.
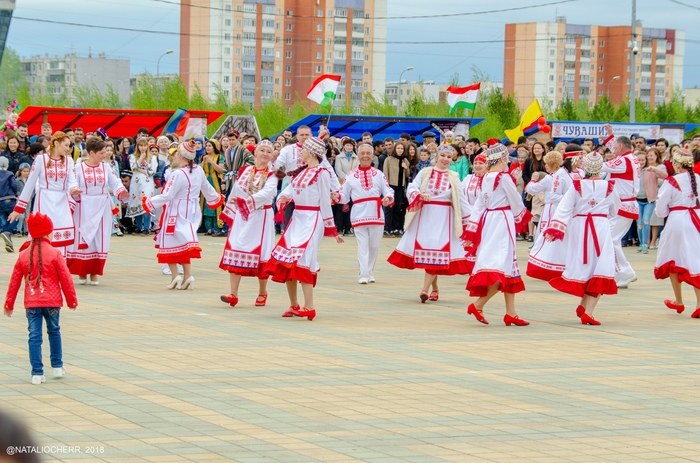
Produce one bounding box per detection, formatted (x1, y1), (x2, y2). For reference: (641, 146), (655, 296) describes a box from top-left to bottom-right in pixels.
(325, 98), (335, 135)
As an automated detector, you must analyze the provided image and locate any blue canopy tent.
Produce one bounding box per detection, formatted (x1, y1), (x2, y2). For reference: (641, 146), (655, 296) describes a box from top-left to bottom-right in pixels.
(283, 114), (485, 143)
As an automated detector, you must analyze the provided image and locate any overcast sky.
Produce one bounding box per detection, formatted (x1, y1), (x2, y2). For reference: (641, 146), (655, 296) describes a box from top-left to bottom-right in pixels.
(7, 0), (700, 88)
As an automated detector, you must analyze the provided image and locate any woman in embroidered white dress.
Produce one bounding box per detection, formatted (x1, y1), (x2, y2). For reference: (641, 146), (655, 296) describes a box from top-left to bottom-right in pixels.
(66, 138), (128, 285)
(142, 140), (225, 290)
(8, 132), (81, 256)
(264, 137), (343, 321)
(463, 142), (532, 326)
(543, 151), (620, 325)
(126, 138), (158, 234)
(525, 151), (573, 281)
(387, 145), (470, 303)
(460, 152), (487, 275)
(219, 140), (278, 308)
(654, 147), (700, 318)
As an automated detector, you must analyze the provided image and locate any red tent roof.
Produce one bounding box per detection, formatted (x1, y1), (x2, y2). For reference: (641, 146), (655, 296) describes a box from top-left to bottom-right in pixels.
(17, 106), (225, 138)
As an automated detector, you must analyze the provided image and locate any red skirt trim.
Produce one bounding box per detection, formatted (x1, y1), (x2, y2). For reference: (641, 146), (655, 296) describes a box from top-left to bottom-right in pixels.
(387, 249), (469, 275)
(66, 258), (107, 276)
(219, 260), (270, 279)
(655, 260), (700, 289)
(157, 246), (202, 264)
(264, 259), (318, 286)
(549, 275), (618, 297)
(526, 261), (563, 282)
(466, 270), (526, 297)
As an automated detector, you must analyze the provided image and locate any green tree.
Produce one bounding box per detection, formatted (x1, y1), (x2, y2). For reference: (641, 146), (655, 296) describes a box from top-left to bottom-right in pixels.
(554, 98), (578, 121)
(590, 96), (616, 122)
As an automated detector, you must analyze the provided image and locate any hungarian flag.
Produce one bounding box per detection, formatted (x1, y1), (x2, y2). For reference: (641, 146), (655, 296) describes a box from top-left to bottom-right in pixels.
(446, 83), (480, 114)
(307, 74), (341, 108)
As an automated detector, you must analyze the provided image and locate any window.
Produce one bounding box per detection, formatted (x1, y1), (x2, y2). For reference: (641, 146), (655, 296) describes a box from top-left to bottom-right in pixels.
(550, 37), (556, 44)
(225, 19), (231, 26)
(316, 66), (322, 73)
(550, 87), (554, 95)
(285, 79), (291, 86)
(599, 65), (604, 71)
(243, 46), (255, 56)
(244, 3), (255, 12)
(224, 61), (231, 69)
(335, 7), (347, 17)
(316, 52), (322, 59)
(549, 75), (554, 82)
(335, 50), (345, 59)
(236, 20), (241, 27)
(365, 54), (369, 61)
(244, 19), (255, 27)
(224, 33), (231, 40)
(285, 65), (291, 72)
(656, 65), (665, 73)
(641, 64), (651, 72)
(599, 77), (604, 84)
(243, 89), (254, 98)
(334, 64), (346, 73)
(261, 89), (272, 97)
(317, 9), (323, 17)
(317, 38), (322, 45)
(285, 93), (290, 100)
(600, 40), (604, 47)
(287, 10), (292, 16)
(582, 37), (590, 46)
(243, 74), (256, 83)
(550, 49), (555, 57)
(549, 62), (554, 69)
(364, 68), (368, 75)
(235, 76), (240, 83)
(224, 47), (230, 54)
(262, 4), (273, 14)
(352, 50), (363, 59)
(580, 74), (589, 83)
(559, 75), (563, 82)
(327, 66), (331, 72)
(559, 63), (563, 69)
(224, 76), (230, 83)
(286, 24), (292, 31)
(566, 49), (576, 56)
(286, 38), (292, 44)
(328, 24), (333, 32)
(317, 24), (322, 31)
(225, 4), (231, 11)
(591, 39), (595, 46)
(263, 20), (274, 28)
(276, 51), (280, 58)
(243, 61), (254, 69)
(366, 27), (370, 34)
(328, 38), (332, 46)
(327, 52), (332, 59)
(262, 33), (274, 42)
(236, 62), (240, 69)
(244, 32), (255, 40)
(262, 47), (274, 56)
(261, 75), (273, 84)
(286, 51), (292, 58)
(599, 53), (604, 59)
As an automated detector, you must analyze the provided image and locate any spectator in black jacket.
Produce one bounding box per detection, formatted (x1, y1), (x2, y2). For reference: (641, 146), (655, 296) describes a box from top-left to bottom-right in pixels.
(0, 156), (19, 251)
(1, 136), (24, 174)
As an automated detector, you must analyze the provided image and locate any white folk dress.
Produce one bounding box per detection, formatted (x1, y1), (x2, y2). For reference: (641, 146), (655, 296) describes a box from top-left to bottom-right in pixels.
(545, 179), (620, 297)
(66, 161), (127, 276)
(460, 173), (483, 274)
(143, 165), (224, 264)
(526, 167), (574, 281)
(387, 167), (470, 275)
(338, 165), (395, 280)
(654, 173), (700, 288)
(464, 172), (531, 296)
(219, 166), (278, 277)
(13, 153), (79, 255)
(265, 165), (337, 286)
(126, 154), (159, 218)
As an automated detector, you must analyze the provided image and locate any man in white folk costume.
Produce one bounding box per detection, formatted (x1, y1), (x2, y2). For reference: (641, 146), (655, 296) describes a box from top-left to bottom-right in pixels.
(334, 143), (395, 284)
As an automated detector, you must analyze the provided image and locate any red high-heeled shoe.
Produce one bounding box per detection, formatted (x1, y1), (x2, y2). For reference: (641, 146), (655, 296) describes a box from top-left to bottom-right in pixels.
(467, 303), (489, 324)
(292, 306), (316, 321)
(664, 299), (685, 314)
(576, 305), (585, 318)
(503, 314), (530, 326)
(282, 305), (300, 317)
(419, 291), (429, 303)
(429, 290), (439, 301)
(581, 312), (601, 325)
(220, 294), (238, 307)
(255, 293), (268, 307)
(691, 308), (700, 318)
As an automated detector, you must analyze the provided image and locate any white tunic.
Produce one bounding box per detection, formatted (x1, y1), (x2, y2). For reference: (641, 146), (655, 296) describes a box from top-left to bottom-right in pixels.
(126, 154), (159, 218)
(14, 153), (79, 250)
(266, 165), (336, 286)
(601, 135), (640, 219)
(219, 166), (278, 276)
(337, 166), (395, 227)
(545, 179), (620, 297)
(654, 173), (700, 288)
(465, 171), (529, 296)
(144, 166), (224, 263)
(388, 168), (470, 275)
(273, 142), (341, 191)
(459, 173), (484, 274)
(526, 167), (574, 281)
(66, 161), (127, 275)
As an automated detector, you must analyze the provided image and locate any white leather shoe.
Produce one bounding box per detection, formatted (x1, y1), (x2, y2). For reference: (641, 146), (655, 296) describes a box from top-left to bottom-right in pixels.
(167, 275), (183, 289)
(31, 375), (45, 385)
(78, 277), (87, 285)
(53, 367), (65, 378)
(177, 276), (195, 290)
(369, 276), (376, 283)
(89, 279), (99, 286)
(616, 275), (638, 289)
(358, 278), (369, 284)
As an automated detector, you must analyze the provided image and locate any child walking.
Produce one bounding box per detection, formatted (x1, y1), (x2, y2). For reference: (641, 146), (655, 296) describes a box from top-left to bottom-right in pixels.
(4, 213), (78, 385)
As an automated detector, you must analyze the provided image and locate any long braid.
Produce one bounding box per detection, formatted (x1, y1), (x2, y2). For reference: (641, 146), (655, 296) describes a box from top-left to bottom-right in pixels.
(690, 170), (700, 208)
(37, 238), (44, 293)
(26, 240), (35, 293)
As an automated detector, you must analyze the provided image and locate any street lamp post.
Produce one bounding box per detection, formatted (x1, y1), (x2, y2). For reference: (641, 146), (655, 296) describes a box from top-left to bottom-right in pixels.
(156, 49), (174, 79)
(397, 66), (414, 114)
(606, 75), (620, 101)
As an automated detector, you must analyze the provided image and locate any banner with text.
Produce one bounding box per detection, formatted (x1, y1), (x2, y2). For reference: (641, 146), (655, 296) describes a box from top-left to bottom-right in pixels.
(552, 123), (661, 140)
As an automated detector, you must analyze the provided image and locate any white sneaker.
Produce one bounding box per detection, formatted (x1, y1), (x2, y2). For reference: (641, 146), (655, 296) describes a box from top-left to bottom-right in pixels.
(53, 367), (65, 378)
(369, 276), (376, 283)
(162, 264), (172, 275)
(31, 375), (45, 385)
(358, 278), (369, 284)
(616, 275), (638, 289)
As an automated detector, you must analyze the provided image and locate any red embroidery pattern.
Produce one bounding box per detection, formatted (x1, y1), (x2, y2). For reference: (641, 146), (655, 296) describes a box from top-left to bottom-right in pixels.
(428, 170), (449, 194)
(352, 167), (377, 191)
(292, 166), (322, 193)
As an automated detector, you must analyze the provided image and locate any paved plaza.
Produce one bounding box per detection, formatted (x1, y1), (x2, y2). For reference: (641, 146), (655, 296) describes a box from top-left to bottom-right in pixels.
(1, 234), (700, 463)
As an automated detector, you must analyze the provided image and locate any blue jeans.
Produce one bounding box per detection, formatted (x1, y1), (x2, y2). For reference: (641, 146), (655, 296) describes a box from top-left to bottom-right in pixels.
(0, 198), (17, 234)
(637, 200), (655, 247)
(135, 213), (151, 232)
(26, 308), (63, 376)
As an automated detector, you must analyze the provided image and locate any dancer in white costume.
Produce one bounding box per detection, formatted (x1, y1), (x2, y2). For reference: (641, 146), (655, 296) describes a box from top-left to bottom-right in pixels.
(463, 141), (531, 326)
(265, 137), (343, 321)
(335, 143), (394, 284)
(653, 147), (700, 318)
(600, 124), (640, 288)
(387, 145), (470, 303)
(544, 151), (620, 325)
(9, 132), (81, 256)
(219, 140), (278, 308)
(66, 138), (128, 285)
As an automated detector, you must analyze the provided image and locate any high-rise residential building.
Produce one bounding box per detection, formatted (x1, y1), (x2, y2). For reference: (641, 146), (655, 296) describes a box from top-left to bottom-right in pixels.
(21, 53), (131, 105)
(180, 0), (387, 110)
(0, 0), (15, 66)
(504, 18), (684, 110)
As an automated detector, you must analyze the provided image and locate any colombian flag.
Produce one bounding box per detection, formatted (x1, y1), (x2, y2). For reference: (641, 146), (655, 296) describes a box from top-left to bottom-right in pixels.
(161, 108), (190, 136)
(504, 99), (544, 143)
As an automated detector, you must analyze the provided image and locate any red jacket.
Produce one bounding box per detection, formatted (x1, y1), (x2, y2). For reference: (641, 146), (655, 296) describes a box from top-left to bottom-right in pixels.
(4, 239), (78, 311)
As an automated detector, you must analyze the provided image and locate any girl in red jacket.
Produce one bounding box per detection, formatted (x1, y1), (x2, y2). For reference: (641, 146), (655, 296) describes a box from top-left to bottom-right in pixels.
(4, 213), (78, 385)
